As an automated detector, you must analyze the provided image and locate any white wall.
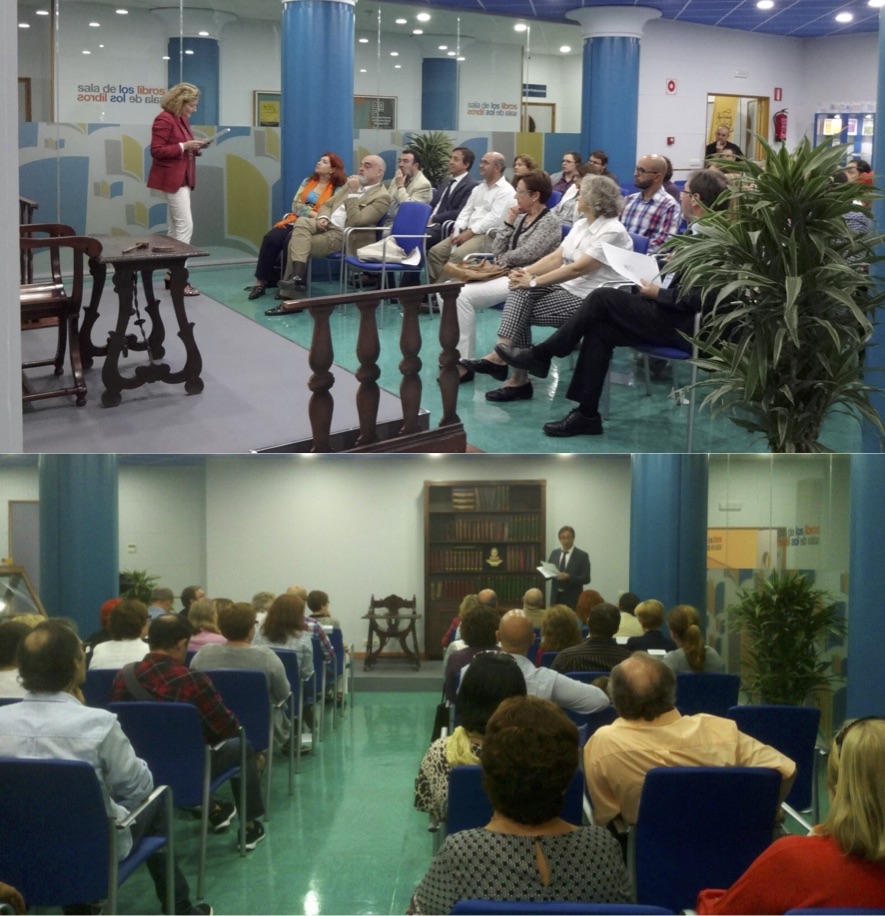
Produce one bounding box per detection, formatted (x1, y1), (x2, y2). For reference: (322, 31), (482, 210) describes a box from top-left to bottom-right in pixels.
(204, 455), (633, 647)
(523, 52), (583, 134)
(0, 466), (40, 562)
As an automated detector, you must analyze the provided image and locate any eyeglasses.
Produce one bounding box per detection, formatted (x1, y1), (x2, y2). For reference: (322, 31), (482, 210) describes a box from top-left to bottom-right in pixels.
(634, 167), (660, 175)
(515, 188), (536, 196)
(835, 715), (885, 754)
(562, 159), (575, 164)
(589, 159), (604, 166)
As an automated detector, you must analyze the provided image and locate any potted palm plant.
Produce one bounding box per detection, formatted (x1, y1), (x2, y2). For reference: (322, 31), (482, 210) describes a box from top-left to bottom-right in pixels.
(405, 131), (454, 187)
(728, 570), (845, 705)
(666, 138), (885, 452)
(119, 569), (159, 604)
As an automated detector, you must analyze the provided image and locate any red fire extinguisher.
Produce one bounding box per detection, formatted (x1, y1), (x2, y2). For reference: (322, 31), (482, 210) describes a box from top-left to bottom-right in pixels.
(774, 108), (788, 143)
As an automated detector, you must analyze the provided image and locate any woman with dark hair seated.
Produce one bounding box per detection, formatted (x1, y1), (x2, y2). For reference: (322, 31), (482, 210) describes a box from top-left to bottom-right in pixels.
(410, 695), (631, 914)
(698, 716), (885, 912)
(443, 603), (501, 704)
(415, 652), (525, 823)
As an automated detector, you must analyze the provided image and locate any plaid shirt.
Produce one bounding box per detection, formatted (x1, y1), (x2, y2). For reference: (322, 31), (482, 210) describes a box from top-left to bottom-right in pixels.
(621, 187), (681, 254)
(306, 617), (335, 662)
(111, 651), (239, 744)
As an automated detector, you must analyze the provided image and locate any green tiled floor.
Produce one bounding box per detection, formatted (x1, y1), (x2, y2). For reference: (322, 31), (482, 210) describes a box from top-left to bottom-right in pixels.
(188, 262), (862, 454)
(116, 691), (437, 915)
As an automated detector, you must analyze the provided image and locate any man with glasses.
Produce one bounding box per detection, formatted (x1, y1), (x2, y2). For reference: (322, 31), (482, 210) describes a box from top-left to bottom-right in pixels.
(587, 149), (618, 184)
(621, 153), (682, 254)
(495, 168), (728, 438)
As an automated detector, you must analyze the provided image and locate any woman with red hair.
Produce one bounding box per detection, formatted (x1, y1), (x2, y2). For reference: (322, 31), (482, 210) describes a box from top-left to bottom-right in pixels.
(246, 152), (347, 300)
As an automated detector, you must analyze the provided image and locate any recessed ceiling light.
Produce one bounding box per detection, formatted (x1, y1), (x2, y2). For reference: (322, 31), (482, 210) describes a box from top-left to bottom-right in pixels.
(514, 22), (528, 32)
(456, 56), (465, 62)
(99, 43), (104, 48)
(394, 64), (402, 69)
(359, 68), (367, 73)
(447, 50), (456, 56)
(416, 12), (431, 21)
(198, 30), (209, 36)
(82, 49), (91, 54)
(89, 22), (100, 27)
(358, 37), (369, 43)
(162, 55), (170, 60)
(35, 9), (49, 15)
(559, 45), (571, 53)
(116, 9), (128, 14)
(835, 11), (853, 21)
(868, 0), (885, 7)
(413, 29), (423, 34)
(185, 49), (194, 54)
(18, 22), (30, 28)
(390, 51), (399, 56)
(756, 0), (774, 9)
(395, 18), (407, 24)
(438, 44), (448, 50)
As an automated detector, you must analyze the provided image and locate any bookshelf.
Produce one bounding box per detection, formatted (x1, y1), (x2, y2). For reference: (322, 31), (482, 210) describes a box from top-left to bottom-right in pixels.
(424, 480), (546, 660)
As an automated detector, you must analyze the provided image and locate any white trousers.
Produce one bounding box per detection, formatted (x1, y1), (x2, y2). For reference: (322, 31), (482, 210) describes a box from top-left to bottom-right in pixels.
(450, 275), (510, 359)
(166, 185), (194, 244)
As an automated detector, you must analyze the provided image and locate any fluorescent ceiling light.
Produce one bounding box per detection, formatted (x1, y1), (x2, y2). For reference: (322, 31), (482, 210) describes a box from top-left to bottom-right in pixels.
(559, 45), (571, 53)
(835, 11), (853, 21)
(416, 12), (431, 21)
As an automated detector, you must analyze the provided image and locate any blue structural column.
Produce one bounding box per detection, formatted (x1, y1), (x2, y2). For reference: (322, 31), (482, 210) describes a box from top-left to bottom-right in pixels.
(168, 38), (220, 125)
(281, 0), (356, 194)
(863, 5), (885, 451)
(422, 58), (457, 131)
(38, 455), (118, 636)
(567, 6), (661, 184)
(629, 454), (708, 617)
(846, 455), (885, 717)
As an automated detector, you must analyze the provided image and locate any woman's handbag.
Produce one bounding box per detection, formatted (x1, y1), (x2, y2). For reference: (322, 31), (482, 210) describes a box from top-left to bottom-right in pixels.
(442, 260), (510, 283)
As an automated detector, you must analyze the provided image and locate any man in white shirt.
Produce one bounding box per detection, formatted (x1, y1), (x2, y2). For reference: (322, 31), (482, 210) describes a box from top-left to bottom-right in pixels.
(0, 619), (209, 914)
(497, 610), (610, 716)
(268, 154), (391, 312)
(427, 151), (515, 281)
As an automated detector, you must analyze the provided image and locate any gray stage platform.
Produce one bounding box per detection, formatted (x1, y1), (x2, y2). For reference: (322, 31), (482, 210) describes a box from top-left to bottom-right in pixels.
(354, 659), (443, 693)
(21, 290), (420, 454)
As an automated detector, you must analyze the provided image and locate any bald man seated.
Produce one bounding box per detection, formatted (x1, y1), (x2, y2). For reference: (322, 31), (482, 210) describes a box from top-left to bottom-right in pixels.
(584, 652), (796, 828)
(494, 610), (610, 716)
(521, 587), (547, 628)
(267, 154), (391, 313)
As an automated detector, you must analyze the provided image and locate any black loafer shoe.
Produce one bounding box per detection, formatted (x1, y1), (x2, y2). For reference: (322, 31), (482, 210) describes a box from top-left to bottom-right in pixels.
(247, 286), (266, 300)
(459, 358), (508, 382)
(458, 369), (475, 384)
(265, 303), (296, 317)
(543, 408), (603, 437)
(495, 344), (551, 379)
(485, 382), (533, 402)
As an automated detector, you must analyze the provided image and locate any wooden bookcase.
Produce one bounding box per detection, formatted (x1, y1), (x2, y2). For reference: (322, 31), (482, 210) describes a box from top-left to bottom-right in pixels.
(424, 479), (546, 660)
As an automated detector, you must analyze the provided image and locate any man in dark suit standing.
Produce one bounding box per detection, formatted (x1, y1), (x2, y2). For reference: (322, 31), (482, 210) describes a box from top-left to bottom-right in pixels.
(548, 525), (591, 611)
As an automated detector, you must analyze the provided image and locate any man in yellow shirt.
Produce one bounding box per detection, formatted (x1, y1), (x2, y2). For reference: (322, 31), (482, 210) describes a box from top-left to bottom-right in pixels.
(584, 652), (796, 827)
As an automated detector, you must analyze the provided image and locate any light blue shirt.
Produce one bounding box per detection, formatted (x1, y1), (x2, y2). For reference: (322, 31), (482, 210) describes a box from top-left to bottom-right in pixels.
(510, 654), (611, 715)
(0, 692), (153, 858)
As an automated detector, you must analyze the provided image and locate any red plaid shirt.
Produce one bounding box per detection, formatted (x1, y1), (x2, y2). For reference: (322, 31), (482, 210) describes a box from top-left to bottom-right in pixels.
(112, 651), (239, 744)
(306, 618), (335, 662)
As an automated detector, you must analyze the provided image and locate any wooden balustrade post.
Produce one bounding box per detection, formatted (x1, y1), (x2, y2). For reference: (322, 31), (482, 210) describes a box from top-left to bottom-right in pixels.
(306, 303), (337, 452)
(435, 284), (463, 428)
(397, 288), (424, 435)
(354, 301), (382, 446)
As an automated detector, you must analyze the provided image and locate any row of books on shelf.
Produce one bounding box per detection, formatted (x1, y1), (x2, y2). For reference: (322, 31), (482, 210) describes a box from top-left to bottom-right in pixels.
(428, 545), (540, 573)
(428, 574), (543, 602)
(449, 485), (512, 511)
(430, 515), (541, 541)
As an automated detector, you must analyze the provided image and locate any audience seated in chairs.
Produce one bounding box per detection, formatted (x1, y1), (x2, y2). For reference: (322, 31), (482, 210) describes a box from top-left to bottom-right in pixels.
(697, 716), (885, 913)
(409, 695), (631, 914)
(190, 602), (291, 747)
(252, 592), (316, 747)
(0, 619), (210, 914)
(88, 598), (150, 669)
(415, 652), (526, 824)
(465, 174), (633, 403)
(662, 603), (724, 673)
(443, 600), (502, 705)
(625, 599), (677, 653)
(615, 591), (644, 638)
(574, 589), (606, 626)
(583, 652), (796, 831)
(112, 614), (267, 852)
(538, 604), (583, 664)
(84, 597), (122, 651)
(494, 168), (729, 439)
(552, 603), (631, 675)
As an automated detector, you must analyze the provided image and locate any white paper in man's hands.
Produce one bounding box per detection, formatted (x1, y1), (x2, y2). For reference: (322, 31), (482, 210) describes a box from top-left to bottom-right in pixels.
(602, 243), (663, 285)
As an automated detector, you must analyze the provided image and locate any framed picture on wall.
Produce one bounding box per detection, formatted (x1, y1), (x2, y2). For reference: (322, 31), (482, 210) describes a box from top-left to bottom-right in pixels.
(253, 91), (281, 127)
(354, 95), (397, 130)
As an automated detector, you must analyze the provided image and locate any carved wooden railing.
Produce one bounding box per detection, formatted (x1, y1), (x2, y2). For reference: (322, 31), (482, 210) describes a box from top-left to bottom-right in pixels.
(277, 281), (467, 453)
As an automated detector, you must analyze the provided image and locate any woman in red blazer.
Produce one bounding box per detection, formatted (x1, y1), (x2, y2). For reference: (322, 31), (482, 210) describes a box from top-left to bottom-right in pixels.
(147, 82), (206, 296)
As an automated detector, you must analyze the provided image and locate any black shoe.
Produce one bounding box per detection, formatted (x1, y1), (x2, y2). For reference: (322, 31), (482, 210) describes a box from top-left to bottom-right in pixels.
(458, 368), (475, 384)
(208, 800), (236, 833)
(247, 286), (266, 300)
(187, 903), (214, 915)
(239, 820), (266, 851)
(265, 303), (297, 317)
(543, 408), (603, 437)
(485, 382), (533, 402)
(495, 343), (551, 379)
(459, 358), (508, 382)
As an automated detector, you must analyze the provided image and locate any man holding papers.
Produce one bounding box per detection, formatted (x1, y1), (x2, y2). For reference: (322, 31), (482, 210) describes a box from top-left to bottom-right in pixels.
(495, 169), (729, 438)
